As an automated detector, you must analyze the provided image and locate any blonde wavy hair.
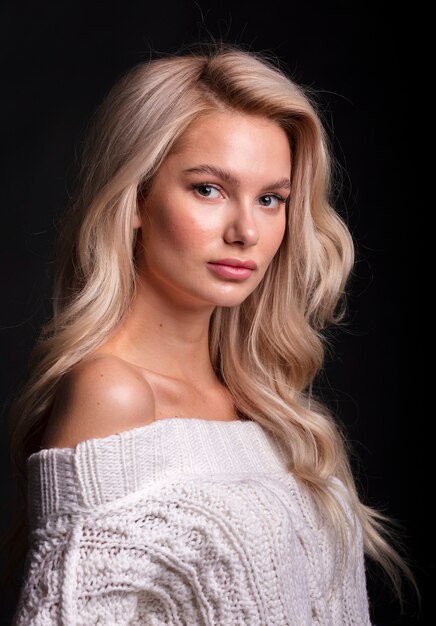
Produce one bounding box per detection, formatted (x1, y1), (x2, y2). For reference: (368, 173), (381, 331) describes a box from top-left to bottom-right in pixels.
(2, 42), (415, 604)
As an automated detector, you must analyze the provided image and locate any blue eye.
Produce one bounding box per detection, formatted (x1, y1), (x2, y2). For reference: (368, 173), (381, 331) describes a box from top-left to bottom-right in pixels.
(258, 195), (284, 209)
(192, 184), (221, 199)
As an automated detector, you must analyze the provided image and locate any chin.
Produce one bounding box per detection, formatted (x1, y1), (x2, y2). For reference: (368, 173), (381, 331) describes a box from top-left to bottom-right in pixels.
(208, 288), (255, 308)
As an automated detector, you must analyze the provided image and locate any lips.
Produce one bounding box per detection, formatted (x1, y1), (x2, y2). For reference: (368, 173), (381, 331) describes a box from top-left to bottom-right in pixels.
(208, 258), (257, 270)
(207, 257), (257, 281)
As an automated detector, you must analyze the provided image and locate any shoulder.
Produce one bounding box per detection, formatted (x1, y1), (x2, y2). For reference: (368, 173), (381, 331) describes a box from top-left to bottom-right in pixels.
(40, 354), (156, 450)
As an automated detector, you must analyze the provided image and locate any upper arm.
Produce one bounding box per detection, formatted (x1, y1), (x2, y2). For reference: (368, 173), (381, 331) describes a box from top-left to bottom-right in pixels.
(40, 356), (156, 450)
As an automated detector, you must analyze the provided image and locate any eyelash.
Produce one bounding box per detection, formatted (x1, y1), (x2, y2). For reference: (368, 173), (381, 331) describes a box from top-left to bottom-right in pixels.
(191, 183), (221, 198)
(190, 183), (288, 208)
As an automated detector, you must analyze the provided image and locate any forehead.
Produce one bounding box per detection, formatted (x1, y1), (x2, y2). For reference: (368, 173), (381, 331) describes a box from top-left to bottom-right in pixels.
(168, 112), (291, 173)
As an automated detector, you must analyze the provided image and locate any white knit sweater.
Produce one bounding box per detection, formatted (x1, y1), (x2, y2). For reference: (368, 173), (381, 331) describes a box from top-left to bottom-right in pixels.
(13, 417), (372, 625)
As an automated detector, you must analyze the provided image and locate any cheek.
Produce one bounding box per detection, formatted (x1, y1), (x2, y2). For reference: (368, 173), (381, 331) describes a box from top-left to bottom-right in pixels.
(152, 204), (211, 253)
(265, 215), (287, 259)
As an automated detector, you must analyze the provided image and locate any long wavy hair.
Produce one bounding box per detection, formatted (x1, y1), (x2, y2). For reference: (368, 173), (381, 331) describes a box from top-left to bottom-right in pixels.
(2, 42), (415, 603)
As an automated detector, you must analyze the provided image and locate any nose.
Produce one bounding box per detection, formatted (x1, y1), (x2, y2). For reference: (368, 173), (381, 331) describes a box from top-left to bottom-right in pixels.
(223, 203), (259, 247)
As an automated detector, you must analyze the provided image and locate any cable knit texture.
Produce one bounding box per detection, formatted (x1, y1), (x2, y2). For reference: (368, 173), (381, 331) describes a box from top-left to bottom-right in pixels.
(13, 417), (372, 625)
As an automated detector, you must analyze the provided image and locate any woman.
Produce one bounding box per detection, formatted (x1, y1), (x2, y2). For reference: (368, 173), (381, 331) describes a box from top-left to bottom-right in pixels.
(7, 43), (412, 624)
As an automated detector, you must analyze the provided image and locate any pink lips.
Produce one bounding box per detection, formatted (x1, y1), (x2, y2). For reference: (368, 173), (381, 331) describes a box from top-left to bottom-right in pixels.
(207, 257), (257, 280)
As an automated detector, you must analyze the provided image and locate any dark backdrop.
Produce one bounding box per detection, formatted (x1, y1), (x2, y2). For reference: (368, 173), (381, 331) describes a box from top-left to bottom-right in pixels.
(0, 1), (426, 624)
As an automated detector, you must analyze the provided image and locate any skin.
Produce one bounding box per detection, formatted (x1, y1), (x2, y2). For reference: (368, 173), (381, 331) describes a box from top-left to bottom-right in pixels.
(94, 111), (291, 416)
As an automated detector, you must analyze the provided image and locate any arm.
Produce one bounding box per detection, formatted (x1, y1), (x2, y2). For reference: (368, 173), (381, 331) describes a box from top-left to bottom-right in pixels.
(13, 355), (157, 625)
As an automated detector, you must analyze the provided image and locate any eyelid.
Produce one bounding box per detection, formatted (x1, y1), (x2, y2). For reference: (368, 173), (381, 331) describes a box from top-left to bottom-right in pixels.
(191, 181), (222, 189)
(261, 189), (289, 198)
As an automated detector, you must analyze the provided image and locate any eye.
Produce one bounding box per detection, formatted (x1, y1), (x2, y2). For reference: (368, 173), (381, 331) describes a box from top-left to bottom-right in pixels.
(192, 184), (222, 199)
(258, 194), (286, 209)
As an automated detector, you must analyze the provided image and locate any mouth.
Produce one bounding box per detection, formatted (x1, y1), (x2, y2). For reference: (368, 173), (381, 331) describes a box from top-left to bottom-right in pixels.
(206, 262), (254, 280)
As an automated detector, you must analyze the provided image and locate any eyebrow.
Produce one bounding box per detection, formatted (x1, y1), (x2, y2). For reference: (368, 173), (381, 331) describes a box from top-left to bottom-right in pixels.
(183, 164), (291, 192)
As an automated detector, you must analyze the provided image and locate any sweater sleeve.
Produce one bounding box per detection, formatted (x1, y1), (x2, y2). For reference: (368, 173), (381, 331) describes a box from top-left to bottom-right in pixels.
(12, 518), (155, 626)
(13, 517), (85, 626)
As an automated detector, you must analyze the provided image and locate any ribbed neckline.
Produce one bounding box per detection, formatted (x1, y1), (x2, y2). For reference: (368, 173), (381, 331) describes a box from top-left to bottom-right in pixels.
(27, 417), (290, 529)
(28, 417), (248, 460)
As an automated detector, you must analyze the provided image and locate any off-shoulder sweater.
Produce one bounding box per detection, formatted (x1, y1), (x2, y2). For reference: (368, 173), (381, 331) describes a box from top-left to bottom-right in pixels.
(13, 417), (372, 625)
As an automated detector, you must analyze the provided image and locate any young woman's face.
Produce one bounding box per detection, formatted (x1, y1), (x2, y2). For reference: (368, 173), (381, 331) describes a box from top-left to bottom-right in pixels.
(135, 111), (291, 308)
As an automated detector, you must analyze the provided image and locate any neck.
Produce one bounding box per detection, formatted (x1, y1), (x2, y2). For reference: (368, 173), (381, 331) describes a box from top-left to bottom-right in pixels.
(102, 272), (218, 386)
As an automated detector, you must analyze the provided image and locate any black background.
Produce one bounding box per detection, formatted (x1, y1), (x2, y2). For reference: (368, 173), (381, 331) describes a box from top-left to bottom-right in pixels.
(0, 1), (427, 624)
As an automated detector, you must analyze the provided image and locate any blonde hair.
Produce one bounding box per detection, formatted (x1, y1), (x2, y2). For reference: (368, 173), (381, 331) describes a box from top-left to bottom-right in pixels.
(2, 42), (416, 604)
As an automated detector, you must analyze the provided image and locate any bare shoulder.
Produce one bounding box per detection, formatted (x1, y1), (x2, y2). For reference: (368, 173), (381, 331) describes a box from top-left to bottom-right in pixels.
(40, 354), (156, 450)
